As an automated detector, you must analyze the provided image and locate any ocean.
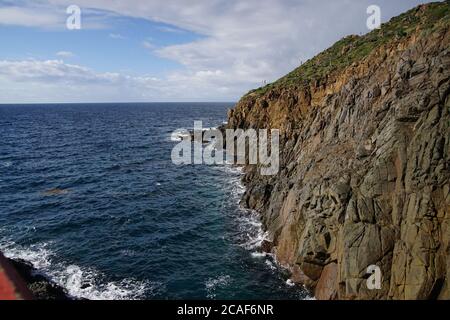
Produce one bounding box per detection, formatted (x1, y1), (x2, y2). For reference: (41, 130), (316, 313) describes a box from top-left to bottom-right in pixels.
(0, 103), (309, 300)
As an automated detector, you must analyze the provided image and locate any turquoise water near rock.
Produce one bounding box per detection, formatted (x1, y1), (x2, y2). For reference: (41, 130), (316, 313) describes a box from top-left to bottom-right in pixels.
(0, 103), (309, 300)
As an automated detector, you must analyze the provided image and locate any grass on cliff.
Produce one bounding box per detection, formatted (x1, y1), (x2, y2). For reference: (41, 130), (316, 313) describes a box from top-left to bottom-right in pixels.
(246, 1), (449, 98)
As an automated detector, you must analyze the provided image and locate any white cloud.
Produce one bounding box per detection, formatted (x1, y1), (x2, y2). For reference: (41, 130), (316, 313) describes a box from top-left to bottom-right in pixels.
(0, 59), (240, 102)
(56, 51), (75, 58)
(142, 40), (156, 50)
(0, 60), (120, 84)
(0, 6), (62, 28)
(109, 33), (125, 39)
(0, 0), (436, 102)
(0, 3), (113, 29)
(156, 26), (185, 33)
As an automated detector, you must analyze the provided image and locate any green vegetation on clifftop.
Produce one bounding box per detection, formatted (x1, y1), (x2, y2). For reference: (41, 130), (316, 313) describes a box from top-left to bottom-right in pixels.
(246, 1), (449, 98)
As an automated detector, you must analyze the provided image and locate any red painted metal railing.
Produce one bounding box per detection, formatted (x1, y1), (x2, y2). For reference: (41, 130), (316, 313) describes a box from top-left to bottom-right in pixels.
(0, 252), (33, 300)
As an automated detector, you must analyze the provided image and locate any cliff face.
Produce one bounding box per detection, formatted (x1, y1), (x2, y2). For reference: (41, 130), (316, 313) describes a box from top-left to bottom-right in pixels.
(227, 2), (450, 299)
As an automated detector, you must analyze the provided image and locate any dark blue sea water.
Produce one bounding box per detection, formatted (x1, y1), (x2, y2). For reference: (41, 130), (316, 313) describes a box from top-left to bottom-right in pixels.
(0, 103), (309, 300)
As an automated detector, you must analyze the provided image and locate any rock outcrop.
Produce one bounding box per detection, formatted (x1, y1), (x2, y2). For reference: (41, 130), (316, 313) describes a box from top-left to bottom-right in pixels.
(7, 258), (70, 300)
(227, 2), (450, 299)
(0, 253), (69, 300)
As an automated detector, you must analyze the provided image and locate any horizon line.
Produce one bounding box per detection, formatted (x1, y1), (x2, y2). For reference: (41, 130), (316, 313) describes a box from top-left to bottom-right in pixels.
(0, 101), (237, 106)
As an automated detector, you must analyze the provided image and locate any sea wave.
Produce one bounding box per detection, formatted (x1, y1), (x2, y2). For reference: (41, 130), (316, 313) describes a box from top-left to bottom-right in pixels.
(169, 126), (219, 142)
(251, 251), (268, 258)
(286, 279), (295, 287)
(1, 161), (12, 168)
(0, 242), (158, 300)
(205, 274), (231, 299)
(219, 163), (314, 299)
(169, 131), (191, 142)
(265, 259), (277, 271)
(217, 164), (269, 252)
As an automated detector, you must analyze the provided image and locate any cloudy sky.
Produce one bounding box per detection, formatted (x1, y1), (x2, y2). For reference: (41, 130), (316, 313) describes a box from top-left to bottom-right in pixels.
(0, 0), (437, 103)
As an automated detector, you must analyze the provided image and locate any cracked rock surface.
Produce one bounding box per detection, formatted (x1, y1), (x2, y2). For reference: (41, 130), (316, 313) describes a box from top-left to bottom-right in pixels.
(226, 2), (450, 299)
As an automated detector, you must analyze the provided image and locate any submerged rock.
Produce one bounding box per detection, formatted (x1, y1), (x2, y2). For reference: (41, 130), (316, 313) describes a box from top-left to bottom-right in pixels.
(42, 188), (70, 196)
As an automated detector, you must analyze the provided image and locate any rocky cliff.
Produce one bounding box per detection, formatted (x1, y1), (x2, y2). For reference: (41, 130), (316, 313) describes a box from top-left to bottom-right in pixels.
(226, 2), (450, 299)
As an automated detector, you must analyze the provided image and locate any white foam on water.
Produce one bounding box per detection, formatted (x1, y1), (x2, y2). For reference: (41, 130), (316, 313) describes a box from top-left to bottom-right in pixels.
(286, 279), (295, 287)
(215, 160), (314, 300)
(169, 130), (191, 142)
(169, 135), (186, 142)
(169, 127), (219, 143)
(213, 164), (244, 176)
(221, 165), (315, 300)
(0, 242), (157, 300)
(235, 209), (269, 251)
(205, 275), (231, 299)
(265, 259), (277, 271)
(55, 265), (152, 300)
(251, 251), (268, 258)
(2, 161), (12, 168)
(242, 228), (269, 251)
(1, 242), (52, 270)
(120, 249), (138, 257)
(216, 163), (268, 252)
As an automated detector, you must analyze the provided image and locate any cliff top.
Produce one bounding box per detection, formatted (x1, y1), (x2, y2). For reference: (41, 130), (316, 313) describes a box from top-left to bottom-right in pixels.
(245, 1), (449, 98)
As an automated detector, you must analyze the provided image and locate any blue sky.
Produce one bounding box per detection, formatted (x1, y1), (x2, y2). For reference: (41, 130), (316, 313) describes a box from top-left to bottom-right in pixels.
(0, 0), (438, 103)
(0, 19), (199, 75)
